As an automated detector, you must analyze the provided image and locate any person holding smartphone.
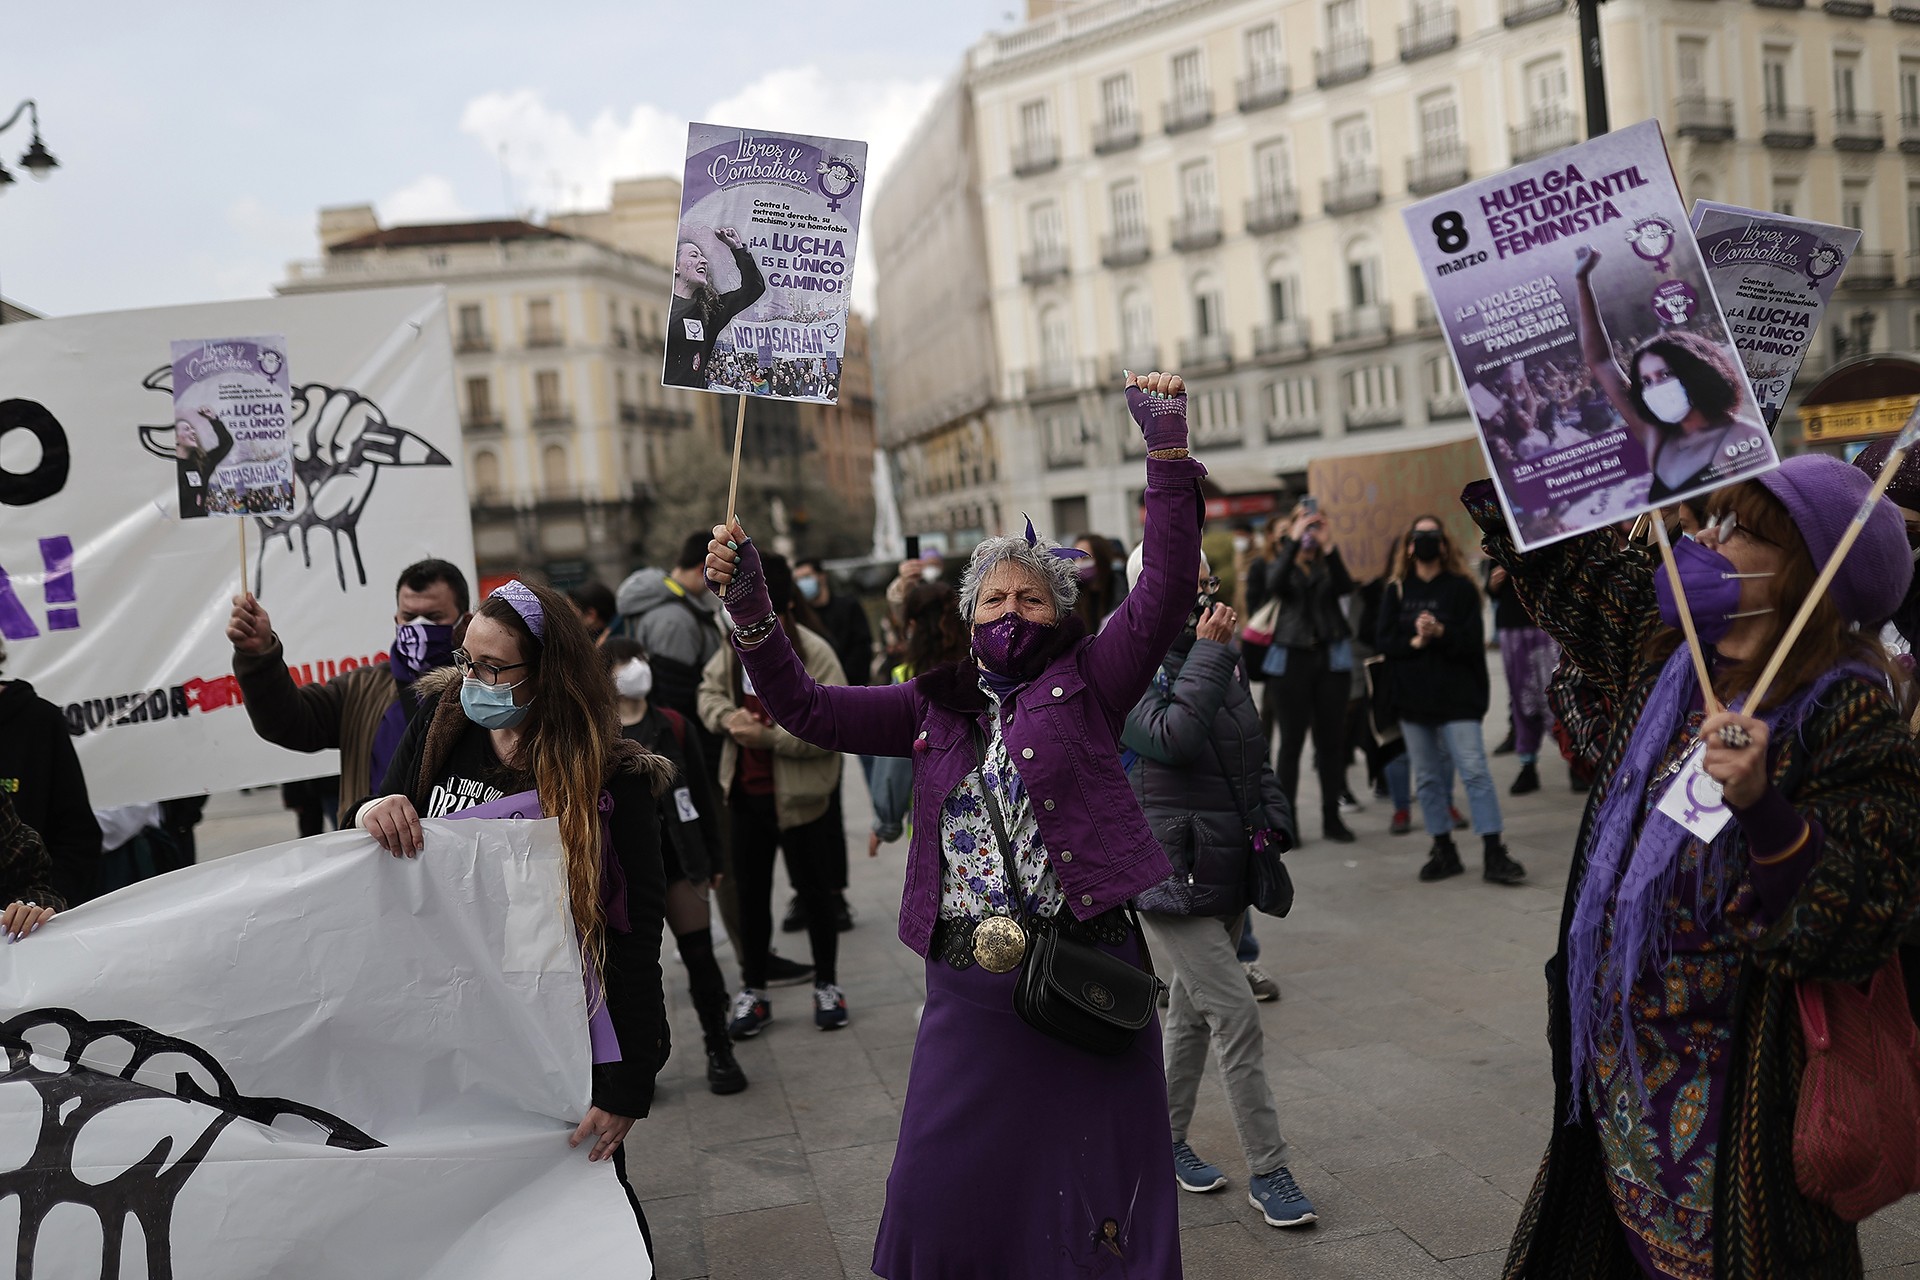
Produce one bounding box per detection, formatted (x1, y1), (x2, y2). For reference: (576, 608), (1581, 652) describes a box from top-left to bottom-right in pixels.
(1260, 499), (1358, 843)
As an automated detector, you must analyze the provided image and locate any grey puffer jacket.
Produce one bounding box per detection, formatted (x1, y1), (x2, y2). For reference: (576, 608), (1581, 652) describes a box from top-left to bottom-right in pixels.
(1123, 634), (1296, 917)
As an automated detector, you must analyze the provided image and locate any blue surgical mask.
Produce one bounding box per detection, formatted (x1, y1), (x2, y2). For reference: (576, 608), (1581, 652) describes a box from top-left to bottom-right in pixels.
(797, 576), (821, 601)
(461, 677), (531, 730)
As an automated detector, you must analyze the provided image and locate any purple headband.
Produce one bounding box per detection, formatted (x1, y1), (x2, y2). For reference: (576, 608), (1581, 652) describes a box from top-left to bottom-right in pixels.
(1023, 515), (1089, 561)
(490, 580), (546, 642)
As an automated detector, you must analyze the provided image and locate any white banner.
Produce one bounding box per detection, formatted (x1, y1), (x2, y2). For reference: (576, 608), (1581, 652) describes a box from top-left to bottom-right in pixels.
(0, 818), (650, 1278)
(0, 287), (475, 806)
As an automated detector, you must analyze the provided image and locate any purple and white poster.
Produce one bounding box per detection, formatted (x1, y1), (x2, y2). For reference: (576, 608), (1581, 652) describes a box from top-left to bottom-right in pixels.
(662, 122), (868, 404)
(169, 334), (295, 519)
(1403, 119), (1775, 549)
(1689, 200), (1860, 429)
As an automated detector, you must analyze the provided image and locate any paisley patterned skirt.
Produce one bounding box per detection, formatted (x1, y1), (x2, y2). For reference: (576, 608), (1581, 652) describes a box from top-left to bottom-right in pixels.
(871, 931), (1181, 1279)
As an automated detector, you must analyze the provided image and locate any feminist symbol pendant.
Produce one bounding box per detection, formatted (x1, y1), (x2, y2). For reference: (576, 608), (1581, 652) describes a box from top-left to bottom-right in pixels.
(972, 915), (1029, 974)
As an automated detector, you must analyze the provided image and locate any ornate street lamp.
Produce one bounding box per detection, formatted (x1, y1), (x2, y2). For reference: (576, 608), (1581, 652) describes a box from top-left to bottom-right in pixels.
(0, 99), (57, 323)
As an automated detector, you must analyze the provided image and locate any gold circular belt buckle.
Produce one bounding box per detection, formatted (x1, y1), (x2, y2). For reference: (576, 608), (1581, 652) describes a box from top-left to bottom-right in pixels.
(972, 915), (1028, 974)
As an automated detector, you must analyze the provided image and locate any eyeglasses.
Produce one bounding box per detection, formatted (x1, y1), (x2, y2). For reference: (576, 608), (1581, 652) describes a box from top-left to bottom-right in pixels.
(453, 649), (531, 687)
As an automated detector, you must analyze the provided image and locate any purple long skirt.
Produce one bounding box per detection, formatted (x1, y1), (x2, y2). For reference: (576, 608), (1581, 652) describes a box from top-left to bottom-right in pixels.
(871, 934), (1183, 1279)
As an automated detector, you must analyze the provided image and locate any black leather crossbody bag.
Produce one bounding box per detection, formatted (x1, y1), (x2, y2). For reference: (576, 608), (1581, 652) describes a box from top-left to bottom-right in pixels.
(971, 728), (1163, 1056)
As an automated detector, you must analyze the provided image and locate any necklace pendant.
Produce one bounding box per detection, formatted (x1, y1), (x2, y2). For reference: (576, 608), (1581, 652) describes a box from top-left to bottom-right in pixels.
(972, 915), (1028, 974)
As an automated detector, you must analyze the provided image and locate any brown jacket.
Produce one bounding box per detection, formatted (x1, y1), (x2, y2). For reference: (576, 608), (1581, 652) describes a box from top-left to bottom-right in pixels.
(232, 638), (399, 817)
(697, 624), (844, 830)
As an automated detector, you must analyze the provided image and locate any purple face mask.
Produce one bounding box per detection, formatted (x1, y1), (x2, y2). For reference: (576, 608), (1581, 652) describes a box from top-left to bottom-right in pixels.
(972, 612), (1056, 683)
(390, 620), (456, 685)
(1653, 535), (1772, 645)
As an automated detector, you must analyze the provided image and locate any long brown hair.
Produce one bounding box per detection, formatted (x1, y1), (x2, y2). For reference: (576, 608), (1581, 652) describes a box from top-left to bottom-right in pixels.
(477, 582), (645, 980)
(904, 581), (968, 674)
(1388, 514), (1474, 589)
(1647, 482), (1900, 714)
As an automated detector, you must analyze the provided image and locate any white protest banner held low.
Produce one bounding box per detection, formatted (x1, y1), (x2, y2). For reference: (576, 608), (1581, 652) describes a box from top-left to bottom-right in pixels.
(663, 122), (869, 404)
(0, 288), (475, 806)
(0, 818), (649, 1278)
(1402, 119), (1776, 550)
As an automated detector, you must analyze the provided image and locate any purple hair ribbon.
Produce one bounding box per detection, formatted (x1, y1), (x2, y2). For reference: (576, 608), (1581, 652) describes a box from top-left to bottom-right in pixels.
(490, 580), (546, 642)
(1022, 514), (1090, 560)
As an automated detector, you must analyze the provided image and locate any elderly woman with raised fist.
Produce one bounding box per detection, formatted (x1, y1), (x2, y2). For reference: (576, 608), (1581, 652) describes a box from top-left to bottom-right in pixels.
(704, 372), (1205, 1278)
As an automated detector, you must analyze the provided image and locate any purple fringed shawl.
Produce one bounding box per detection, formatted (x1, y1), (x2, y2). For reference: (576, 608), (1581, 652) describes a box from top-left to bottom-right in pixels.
(1565, 647), (1872, 1119)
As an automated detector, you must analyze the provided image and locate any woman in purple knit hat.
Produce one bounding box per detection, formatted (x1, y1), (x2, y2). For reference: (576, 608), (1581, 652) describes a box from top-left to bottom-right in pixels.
(705, 371), (1204, 1278)
(1466, 455), (1920, 1279)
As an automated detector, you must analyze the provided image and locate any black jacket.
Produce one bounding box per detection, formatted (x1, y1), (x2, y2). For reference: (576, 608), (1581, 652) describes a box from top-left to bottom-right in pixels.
(1265, 542), (1353, 651)
(0, 681), (102, 905)
(619, 705), (722, 884)
(813, 595), (873, 687)
(367, 684), (670, 1119)
(1374, 572), (1489, 726)
(663, 244), (766, 388)
(1123, 635), (1295, 917)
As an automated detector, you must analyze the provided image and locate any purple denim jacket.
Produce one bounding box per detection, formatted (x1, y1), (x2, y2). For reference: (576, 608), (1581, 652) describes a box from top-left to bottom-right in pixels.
(735, 455), (1207, 957)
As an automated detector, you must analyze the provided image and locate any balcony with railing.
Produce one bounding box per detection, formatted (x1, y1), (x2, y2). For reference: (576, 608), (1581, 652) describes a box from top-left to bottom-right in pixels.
(1510, 111), (1579, 163)
(1106, 347), (1160, 382)
(1901, 114), (1920, 153)
(1841, 249), (1896, 289)
(610, 327), (631, 349)
(1323, 168), (1383, 215)
(1676, 98), (1735, 141)
(1046, 422), (1091, 469)
(1025, 363), (1080, 401)
(1399, 8), (1458, 60)
(619, 402), (641, 424)
(1761, 104), (1816, 147)
(1315, 37), (1372, 88)
(1908, 250), (1920, 283)
(1020, 245), (1071, 285)
(643, 405), (693, 430)
(1754, 0), (1805, 7)
(532, 404), (573, 428)
(1504, 0), (1568, 22)
(1236, 68), (1291, 113)
(1251, 320), (1312, 364)
(1329, 304), (1393, 350)
(1428, 386), (1470, 419)
(1101, 229), (1151, 267)
(1347, 400), (1406, 430)
(1245, 189), (1302, 234)
(1178, 332), (1234, 372)
(461, 412), (502, 433)
(1823, 0), (1872, 13)
(456, 330), (492, 354)
(1414, 295), (1442, 335)
(1170, 209), (1224, 252)
(526, 328), (564, 349)
(1896, 2), (1920, 18)
(1163, 92), (1215, 135)
(1091, 114), (1141, 154)
(1406, 146), (1469, 196)
(1833, 109), (1885, 151)
(1269, 403), (1323, 440)
(1011, 136), (1061, 176)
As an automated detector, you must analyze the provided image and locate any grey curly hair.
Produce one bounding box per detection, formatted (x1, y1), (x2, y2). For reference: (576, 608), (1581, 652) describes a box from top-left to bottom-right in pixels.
(956, 535), (1081, 623)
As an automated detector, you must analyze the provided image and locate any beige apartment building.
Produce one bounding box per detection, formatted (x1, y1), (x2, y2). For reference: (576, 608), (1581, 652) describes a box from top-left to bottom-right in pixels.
(281, 180), (877, 586)
(875, 0), (1920, 545)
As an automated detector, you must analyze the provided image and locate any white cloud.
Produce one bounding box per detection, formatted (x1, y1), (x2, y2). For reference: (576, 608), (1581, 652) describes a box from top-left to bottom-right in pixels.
(379, 174), (472, 225)
(452, 68), (940, 310)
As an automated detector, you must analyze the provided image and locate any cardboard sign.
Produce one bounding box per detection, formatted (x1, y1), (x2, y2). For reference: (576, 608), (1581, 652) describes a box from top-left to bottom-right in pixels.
(1403, 120), (1775, 549)
(1689, 201), (1860, 428)
(662, 122), (868, 403)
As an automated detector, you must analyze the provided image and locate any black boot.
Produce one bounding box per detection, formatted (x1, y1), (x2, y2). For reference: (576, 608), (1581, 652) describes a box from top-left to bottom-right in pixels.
(780, 893), (808, 934)
(1482, 836), (1526, 885)
(1419, 835), (1464, 882)
(1510, 762), (1540, 796)
(680, 927), (750, 1095)
(1322, 810), (1357, 844)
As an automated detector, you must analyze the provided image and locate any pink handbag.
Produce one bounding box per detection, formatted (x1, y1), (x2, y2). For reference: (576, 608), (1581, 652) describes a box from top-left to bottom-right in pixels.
(1793, 956), (1920, 1222)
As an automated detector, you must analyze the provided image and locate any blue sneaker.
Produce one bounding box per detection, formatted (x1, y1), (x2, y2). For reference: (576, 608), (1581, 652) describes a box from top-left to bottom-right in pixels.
(1172, 1141), (1227, 1193)
(813, 982), (849, 1031)
(728, 988), (771, 1039)
(1249, 1165), (1317, 1227)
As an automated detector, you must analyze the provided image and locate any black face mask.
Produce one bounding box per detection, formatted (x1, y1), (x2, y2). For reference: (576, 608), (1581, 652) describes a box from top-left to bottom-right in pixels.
(1410, 532), (1444, 564)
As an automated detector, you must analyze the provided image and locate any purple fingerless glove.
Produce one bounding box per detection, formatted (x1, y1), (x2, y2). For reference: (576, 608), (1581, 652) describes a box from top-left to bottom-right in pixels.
(711, 538), (774, 624)
(1125, 384), (1189, 453)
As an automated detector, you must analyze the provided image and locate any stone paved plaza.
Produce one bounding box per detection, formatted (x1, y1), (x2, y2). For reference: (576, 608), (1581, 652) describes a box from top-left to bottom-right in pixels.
(198, 709), (1920, 1279)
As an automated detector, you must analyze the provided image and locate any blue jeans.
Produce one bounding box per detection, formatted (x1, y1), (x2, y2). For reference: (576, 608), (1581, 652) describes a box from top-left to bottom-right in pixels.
(1384, 751), (1412, 813)
(1401, 720), (1502, 838)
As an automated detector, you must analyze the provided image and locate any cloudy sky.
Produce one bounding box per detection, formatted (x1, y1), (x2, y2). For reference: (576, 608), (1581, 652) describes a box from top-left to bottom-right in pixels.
(0, 0), (1012, 318)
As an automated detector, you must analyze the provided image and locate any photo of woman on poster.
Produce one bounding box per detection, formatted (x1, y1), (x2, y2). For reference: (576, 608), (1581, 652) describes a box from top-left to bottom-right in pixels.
(1573, 245), (1770, 504)
(664, 227), (766, 390)
(174, 406), (233, 519)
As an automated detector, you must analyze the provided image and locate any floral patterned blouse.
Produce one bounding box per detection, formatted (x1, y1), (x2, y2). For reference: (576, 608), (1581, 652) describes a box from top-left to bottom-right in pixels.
(937, 686), (1066, 922)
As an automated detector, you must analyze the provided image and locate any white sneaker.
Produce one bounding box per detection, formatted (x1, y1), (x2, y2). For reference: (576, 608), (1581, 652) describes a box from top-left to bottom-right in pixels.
(1337, 791), (1364, 814)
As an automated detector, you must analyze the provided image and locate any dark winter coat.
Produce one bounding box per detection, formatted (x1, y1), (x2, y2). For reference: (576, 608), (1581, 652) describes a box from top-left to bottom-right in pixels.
(1374, 571), (1489, 726)
(1123, 634), (1294, 917)
(0, 680), (101, 906)
(619, 704), (722, 884)
(1265, 542), (1353, 651)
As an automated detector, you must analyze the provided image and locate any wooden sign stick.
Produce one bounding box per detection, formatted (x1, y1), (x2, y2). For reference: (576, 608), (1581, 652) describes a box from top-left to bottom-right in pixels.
(1745, 412), (1920, 711)
(239, 519), (249, 600)
(725, 392), (748, 526)
(1653, 515), (1722, 716)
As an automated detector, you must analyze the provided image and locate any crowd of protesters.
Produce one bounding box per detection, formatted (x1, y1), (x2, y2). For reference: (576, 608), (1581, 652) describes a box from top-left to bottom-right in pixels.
(11, 359), (1920, 1278)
